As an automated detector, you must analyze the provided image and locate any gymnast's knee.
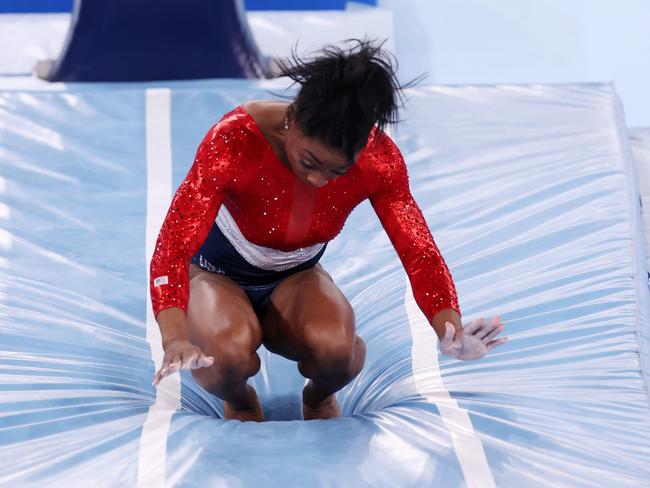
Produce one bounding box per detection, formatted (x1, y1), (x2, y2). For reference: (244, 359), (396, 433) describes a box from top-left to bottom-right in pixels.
(192, 348), (260, 393)
(300, 333), (366, 381)
(191, 327), (261, 394)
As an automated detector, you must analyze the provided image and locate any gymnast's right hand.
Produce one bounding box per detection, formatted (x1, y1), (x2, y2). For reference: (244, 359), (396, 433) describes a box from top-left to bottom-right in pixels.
(152, 339), (214, 388)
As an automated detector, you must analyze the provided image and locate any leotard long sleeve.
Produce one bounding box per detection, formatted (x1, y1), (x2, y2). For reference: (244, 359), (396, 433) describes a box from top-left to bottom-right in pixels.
(150, 106), (460, 324)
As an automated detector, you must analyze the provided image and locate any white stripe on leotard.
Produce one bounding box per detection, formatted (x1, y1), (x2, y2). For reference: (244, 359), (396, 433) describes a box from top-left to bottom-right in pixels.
(215, 204), (326, 272)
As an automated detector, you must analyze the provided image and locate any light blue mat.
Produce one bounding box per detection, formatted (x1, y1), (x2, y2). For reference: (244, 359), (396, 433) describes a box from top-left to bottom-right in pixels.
(0, 80), (648, 487)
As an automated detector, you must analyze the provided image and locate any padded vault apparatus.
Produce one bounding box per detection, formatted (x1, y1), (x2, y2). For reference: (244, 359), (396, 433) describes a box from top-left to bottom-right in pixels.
(0, 80), (649, 486)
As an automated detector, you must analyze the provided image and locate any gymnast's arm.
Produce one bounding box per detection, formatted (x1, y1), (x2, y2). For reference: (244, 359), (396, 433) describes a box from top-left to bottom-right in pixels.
(149, 119), (245, 383)
(366, 134), (462, 341)
(149, 135), (227, 325)
(367, 134), (507, 360)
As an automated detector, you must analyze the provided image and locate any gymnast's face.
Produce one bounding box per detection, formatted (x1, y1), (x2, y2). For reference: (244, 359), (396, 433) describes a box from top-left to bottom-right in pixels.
(283, 109), (359, 188)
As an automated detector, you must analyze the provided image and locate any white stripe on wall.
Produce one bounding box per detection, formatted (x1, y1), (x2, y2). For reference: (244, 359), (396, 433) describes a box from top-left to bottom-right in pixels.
(404, 278), (495, 488)
(138, 88), (179, 487)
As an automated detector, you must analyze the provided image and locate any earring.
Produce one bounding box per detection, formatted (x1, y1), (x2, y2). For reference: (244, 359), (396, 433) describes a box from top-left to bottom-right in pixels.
(283, 116), (289, 131)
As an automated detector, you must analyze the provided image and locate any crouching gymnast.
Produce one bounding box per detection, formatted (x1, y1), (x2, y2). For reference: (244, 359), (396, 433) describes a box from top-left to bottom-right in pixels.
(150, 39), (507, 421)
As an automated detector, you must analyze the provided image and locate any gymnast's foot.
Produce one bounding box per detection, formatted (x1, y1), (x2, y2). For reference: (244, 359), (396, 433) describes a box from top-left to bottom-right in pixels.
(303, 382), (341, 420)
(223, 385), (265, 422)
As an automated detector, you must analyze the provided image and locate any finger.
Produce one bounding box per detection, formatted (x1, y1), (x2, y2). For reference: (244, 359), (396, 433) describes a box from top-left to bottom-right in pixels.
(481, 324), (503, 342)
(486, 337), (508, 351)
(157, 364), (172, 381)
(161, 363), (177, 378)
(169, 356), (182, 371)
(463, 317), (485, 335)
(181, 352), (195, 370)
(184, 352), (209, 370)
(190, 354), (208, 369)
(154, 359), (179, 386)
(488, 315), (501, 327)
(153, 366), (167, 387)
(196, 355), (214, 369)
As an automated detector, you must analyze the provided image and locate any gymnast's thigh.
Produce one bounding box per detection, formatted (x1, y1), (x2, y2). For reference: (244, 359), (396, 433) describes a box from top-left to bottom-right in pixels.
(187, 263), (264, 362)
(261, 264), (356, 362)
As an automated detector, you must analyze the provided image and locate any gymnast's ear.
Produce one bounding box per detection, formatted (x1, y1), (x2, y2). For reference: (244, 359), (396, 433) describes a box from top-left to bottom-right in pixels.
(286, 102), (296, 123)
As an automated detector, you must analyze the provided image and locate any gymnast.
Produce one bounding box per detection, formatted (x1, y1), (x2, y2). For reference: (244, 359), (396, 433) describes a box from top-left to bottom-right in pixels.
(150, 39), (507, 421)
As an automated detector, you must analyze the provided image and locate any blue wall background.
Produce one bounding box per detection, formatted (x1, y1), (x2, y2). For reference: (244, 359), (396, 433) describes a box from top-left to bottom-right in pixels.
(0, 0), (377, 12)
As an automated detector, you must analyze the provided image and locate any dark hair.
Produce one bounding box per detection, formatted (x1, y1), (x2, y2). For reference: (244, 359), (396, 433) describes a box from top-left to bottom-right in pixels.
(274, 38), (421, 164)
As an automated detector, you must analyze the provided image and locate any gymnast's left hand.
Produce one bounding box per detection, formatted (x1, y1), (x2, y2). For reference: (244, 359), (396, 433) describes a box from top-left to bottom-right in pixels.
(439, 316), (507, 360)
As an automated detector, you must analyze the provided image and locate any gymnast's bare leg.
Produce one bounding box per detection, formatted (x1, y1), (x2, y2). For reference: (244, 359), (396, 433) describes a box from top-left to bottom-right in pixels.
(186, 264), (265, 422)
(263, 264), (366, 420)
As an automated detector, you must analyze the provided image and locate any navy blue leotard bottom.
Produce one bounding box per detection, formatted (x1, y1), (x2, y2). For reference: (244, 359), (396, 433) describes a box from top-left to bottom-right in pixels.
(190, 222), (327, 321)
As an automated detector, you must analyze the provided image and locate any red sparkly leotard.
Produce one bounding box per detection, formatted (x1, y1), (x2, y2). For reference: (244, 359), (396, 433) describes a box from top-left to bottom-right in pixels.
(150, 105), (460, 324)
